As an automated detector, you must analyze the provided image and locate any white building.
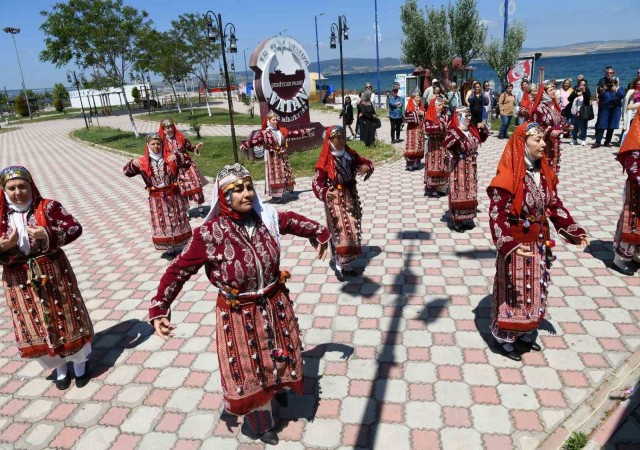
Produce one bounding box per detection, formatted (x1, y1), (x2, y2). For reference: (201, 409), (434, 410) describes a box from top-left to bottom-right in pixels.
(68, 84), (143, 108)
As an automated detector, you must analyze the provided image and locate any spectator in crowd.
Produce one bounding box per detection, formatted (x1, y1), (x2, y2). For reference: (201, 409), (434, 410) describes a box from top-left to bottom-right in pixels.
(568, 78), (591, 146)
(593, 76), (625, 148)
(482, 80), (495, 130)
(558, 79), (574, 120)
(447, 81), (461, 115)
(516, 79), (531, 125)
(339, 96), (355, 139)
(388, 86), (404, 143)
(467, 81), (487, 127)
(355, 83), (373, 140)
(498, 83), (516, 139)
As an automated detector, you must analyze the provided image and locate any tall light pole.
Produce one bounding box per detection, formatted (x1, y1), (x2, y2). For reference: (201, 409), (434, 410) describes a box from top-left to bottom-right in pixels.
(230, 56), (238, 98)
(314, 12), (325, 105)
(330, 16), (349, 129)
(374, 0), (381, 108)
(243, 48), (250, 85)
(503, 0), (509, 42)
(206, 10), (239, 163)
(3, 27), (32, 119)
(66, 70), (89, 130)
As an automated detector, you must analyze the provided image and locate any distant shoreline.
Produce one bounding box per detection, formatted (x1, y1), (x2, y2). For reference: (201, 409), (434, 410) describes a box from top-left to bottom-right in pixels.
(322, 47), (640, 77)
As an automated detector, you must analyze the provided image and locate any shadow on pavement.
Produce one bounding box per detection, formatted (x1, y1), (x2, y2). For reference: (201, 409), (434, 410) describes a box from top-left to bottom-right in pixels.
(89, 318), (154, 378)
(585, 239), (615, 266)
(605, 377), (640, 447)
(353, 230), (432, 449)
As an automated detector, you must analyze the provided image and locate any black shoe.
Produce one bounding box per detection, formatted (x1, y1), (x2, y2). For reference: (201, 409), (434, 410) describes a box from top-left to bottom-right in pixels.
(275, 392), (289, 407)
(55, 374), (72, 391)
(343, 269), (360, 277)
(591, 143), (601, 149)
(612, 259), (636, 276)
(500, 343), (522, 361)
(75, 365), (91, 388)
(335, 269), (345, 282)
(259, 430), (279, 445)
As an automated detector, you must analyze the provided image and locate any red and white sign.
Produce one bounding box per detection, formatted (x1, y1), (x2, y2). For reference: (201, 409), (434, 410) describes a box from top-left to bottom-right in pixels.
(507, 56), (534, 100)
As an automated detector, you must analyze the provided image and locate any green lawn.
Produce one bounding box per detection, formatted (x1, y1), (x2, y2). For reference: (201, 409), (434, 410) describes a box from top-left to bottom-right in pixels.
(141, 108), (262, 126)
(72, 126), (398, 181)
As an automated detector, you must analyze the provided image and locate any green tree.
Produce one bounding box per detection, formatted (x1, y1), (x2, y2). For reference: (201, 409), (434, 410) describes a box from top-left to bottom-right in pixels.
(400, 0), (452, 80)
(14, 94), (30, 117)
(448, 0), (487, 72)
(39, 0), (154, 137)
(170, 13), (221, 117)
(483, 21), (527, 90)
(52, 82), (69, 101)
(54, 98), (65, 112)
(137, 29), (191, 114)
(131, 86), (141, 104)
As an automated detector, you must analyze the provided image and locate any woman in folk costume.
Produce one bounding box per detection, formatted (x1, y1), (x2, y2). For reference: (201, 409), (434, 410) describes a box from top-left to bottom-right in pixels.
(241, 112), (307, 202)
(158, 118), (208, 210)
(612, 114), (640, 275)
(531, 80), (572, 175)
(442, 106), (488, 231)
(312, 126), (374, 280)
(424, 96), (450, 197)
(403, 90), (426, 171)
(0, 166), (93, 390)
(123, 133), (192, 252)
(487, 123), (589, 360)
(149, 163), (330, 445)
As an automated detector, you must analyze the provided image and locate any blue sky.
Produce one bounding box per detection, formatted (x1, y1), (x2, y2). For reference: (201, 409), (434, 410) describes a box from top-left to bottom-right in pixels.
(0, 0), (637, 90)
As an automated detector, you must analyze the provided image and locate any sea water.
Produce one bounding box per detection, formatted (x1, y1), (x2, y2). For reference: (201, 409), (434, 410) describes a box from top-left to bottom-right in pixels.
(322, 49), (640, 92)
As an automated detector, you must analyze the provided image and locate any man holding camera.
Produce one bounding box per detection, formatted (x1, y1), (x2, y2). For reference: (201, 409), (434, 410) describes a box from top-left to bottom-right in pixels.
(593, 67), (626, 148)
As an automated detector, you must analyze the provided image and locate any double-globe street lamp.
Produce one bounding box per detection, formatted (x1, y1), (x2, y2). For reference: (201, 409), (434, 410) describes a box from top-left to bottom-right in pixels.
(66, 70), (89, 130)
(314, 12), (325, 105)
(3, 27), (32, 119)
(329, 16), (349, 129)
(206, 10), (239, 163)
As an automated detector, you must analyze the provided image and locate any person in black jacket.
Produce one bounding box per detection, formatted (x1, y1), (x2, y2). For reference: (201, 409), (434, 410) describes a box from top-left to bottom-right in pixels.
(467, 82), (488, 127)
(339, 96), (355, 139)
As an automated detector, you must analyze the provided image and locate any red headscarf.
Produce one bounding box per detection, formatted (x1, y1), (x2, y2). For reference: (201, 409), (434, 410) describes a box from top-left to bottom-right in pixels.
(315, 126), (360, 181)
(0, 166), (46, 233)
(618, 113), (640, 164)
(405, 96), (425, 114)
(158, 120), (188, 149)
(450, 108), (480, 140)
(262, 114), (289, 140)
(520, 91), (532, 113)
(138, 136), (177, 178)
(488, 122), (558, 216)
(424, 97), (439, 123)
(531, 83), (561, 115)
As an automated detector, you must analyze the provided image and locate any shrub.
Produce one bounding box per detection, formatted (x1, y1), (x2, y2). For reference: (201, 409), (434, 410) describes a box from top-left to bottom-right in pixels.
(14, 95), (29, 116)
(131, 87), (140, 104)
(54, 98), (65, 112)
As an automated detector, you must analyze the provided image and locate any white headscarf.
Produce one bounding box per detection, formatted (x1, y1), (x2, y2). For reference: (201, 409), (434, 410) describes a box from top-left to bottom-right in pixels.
(203, 164), (280, 246)
(4, 193), (32, 255)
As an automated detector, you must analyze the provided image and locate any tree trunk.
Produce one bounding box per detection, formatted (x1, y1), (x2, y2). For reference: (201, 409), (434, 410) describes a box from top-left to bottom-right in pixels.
(184, 80), (194, 116)
(203, 80), (212, 117)
(121, 85), (139, 138)
(170, 82), (182, 114)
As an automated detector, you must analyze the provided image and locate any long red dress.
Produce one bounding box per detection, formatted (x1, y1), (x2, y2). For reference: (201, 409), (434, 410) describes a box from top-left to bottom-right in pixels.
(0, 195), (93, 359)
(443, 126), (489, 225)
(312, 131), (374, 271)
(123, 152), (192, 251)
(149, 211), (330, 416)
(242, 127), (306, 198)
(159, 124), (209, 205)
(403, 99), (426, 170)
(488, 176), (586, 342)
(613, 115), (640, 259)
(424, 113), (450, 193)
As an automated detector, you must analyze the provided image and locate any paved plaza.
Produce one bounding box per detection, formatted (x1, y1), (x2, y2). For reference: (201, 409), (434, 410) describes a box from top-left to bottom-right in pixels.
(0, 106), (638, 449)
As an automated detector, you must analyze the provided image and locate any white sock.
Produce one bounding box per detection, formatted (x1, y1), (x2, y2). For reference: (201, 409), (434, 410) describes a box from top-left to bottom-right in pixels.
(73, 362), (86, 377)
(614, 255), (632, 268)
(56, 364), (68, 380)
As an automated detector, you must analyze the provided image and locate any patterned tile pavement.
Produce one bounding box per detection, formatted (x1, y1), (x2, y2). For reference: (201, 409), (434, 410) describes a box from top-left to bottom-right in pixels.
(0, 105), (638, 449)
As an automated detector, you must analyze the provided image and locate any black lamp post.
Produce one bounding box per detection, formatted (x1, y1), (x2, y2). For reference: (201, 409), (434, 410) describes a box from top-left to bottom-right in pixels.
(66, 70), (89, 130)
(329, 16), (349, 129)
(4, 27), (32, 119)
(231, 57), (237, 97)
(206, 10), (239, 163)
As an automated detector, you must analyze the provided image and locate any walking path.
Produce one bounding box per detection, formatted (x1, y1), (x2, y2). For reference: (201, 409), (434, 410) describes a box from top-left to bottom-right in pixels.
(0, 110), (638, 449)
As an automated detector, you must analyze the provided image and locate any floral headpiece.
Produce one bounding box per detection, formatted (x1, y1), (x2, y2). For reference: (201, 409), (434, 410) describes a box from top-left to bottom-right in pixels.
(217, 163), (252, 193)
(146, 133), (162, 143)
(329, 125), (345, 138)
(160, 118), (174, 128)
(0, 166), (32, 187)
(525, 122), (543, 137)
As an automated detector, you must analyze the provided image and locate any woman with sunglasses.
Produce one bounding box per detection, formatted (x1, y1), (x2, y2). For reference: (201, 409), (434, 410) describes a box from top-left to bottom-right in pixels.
(150, 163), (329, 445)
(443, 106), (488, 231)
